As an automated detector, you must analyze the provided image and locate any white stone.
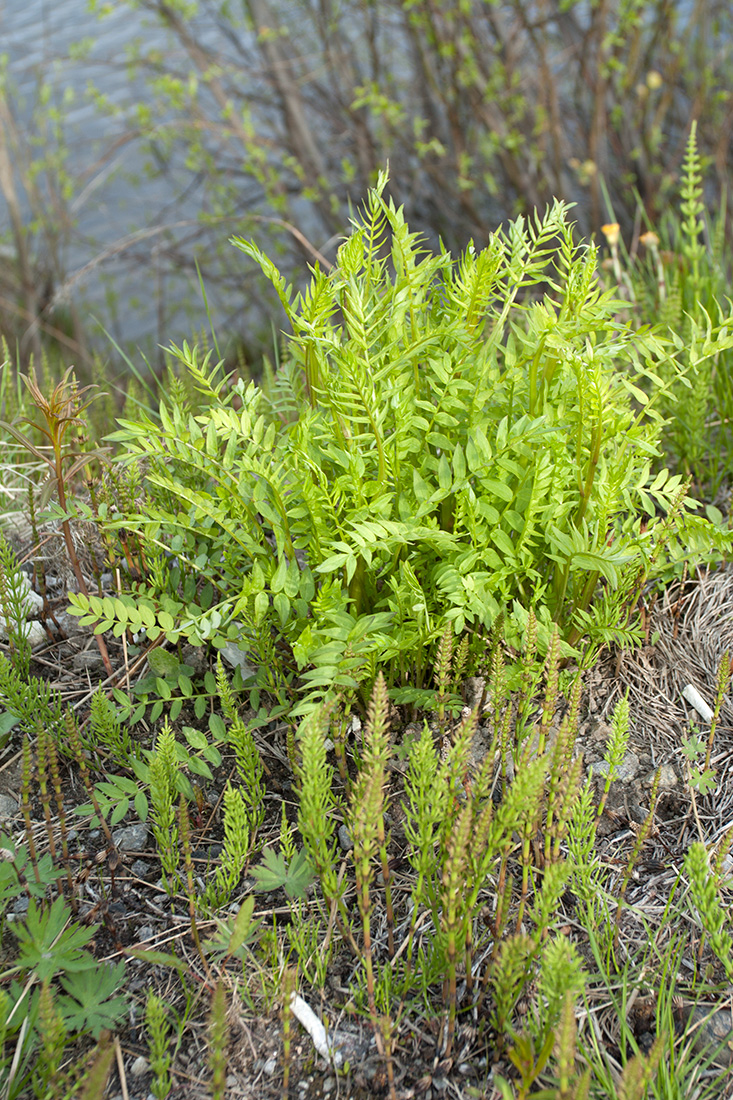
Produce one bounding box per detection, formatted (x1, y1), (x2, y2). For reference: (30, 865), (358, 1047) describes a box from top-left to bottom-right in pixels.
(0, 795), (19, 821)
(0, 617), (46, 647)
(643, 763), (677, 789)
(682, 684), (714, 723)
(130, 1056), (148, 1077)
(219, 635), (256, 678)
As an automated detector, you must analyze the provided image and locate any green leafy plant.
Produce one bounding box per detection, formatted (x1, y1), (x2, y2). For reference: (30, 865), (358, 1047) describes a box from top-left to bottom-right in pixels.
(76, 704), (226, 830)
(0, 530), (32, 681)
(8, 896), (97, 983)
(148, 719), (181, 895)
(0, 651), (65, 745)
(57, 963), (128, 1038)
(0, 891), (127, 1097)
(202, 895), (261, 968)
(601, 122), (733, 499)
(214, 656), (265, 834)
(0, 831), (64, 908)
(74, 773), (147, 829)
(201, 783), (253, 910)
(286, 647), (579, 1079)
(145, 990), (173, 1100)
(681, 726), (717, 796)
(684, 842), (733, 982)
(77, 176), (730, 720)
(208, 981), (229, 1100)
(251, 846), (314, 901)
(85, 687), (141, 768)
(593, 691), (631, 819)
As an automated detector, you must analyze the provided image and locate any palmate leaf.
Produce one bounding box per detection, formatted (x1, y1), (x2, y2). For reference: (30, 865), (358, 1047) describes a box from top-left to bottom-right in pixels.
(251, 846), (315, 899)
(13, 897), (96, 982)
(203, 896), (261, 964)
(59, 962), (127, 1038)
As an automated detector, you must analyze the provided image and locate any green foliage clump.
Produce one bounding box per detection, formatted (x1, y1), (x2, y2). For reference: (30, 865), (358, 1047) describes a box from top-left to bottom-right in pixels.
(86, 175), (730, 712)
(602, 121), (733, 500)
(148, 719), (182, 895)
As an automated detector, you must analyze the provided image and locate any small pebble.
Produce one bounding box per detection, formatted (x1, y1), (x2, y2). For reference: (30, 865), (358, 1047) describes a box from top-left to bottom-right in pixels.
(643, 763), (677, 789)
(72, 650), (105, 672)
(54, 611), (88, 636)
(113, 823), (149, 852)
(130, 859), (150, 877)
(589, 720), (613, 742)
(130, 1056), (148, 1077)
(591, 750), (640, 782)
(338, 824), (353, 852)
(323, 1076), (335, 1092)
(0, 794), (19, 821)
(219, 637), (256, 677)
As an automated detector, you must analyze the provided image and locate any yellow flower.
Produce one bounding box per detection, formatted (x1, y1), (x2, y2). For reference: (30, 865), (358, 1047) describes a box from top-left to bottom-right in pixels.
(601, 223), (620, 247)
(640, 231), (660, 248)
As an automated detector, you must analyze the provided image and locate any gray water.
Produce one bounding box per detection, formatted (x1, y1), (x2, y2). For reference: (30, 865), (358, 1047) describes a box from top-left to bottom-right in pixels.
(0, 0), (235, 356)
(2, 0), (727, 367)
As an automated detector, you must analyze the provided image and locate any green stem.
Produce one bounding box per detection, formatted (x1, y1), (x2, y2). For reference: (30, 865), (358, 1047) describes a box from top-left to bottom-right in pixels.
(348, 555), (368, 617)
(440, 494), (455, 533)
(528, 340), (548, 416)
(565, 569), (601, 648)
(576, 418), (603, 526)
(304, 345), (317, 408)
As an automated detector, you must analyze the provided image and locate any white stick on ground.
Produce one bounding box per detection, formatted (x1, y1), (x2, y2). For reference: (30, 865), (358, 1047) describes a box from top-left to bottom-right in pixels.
(682, 683), (714, 723)
(290, 994), (343, 1067)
